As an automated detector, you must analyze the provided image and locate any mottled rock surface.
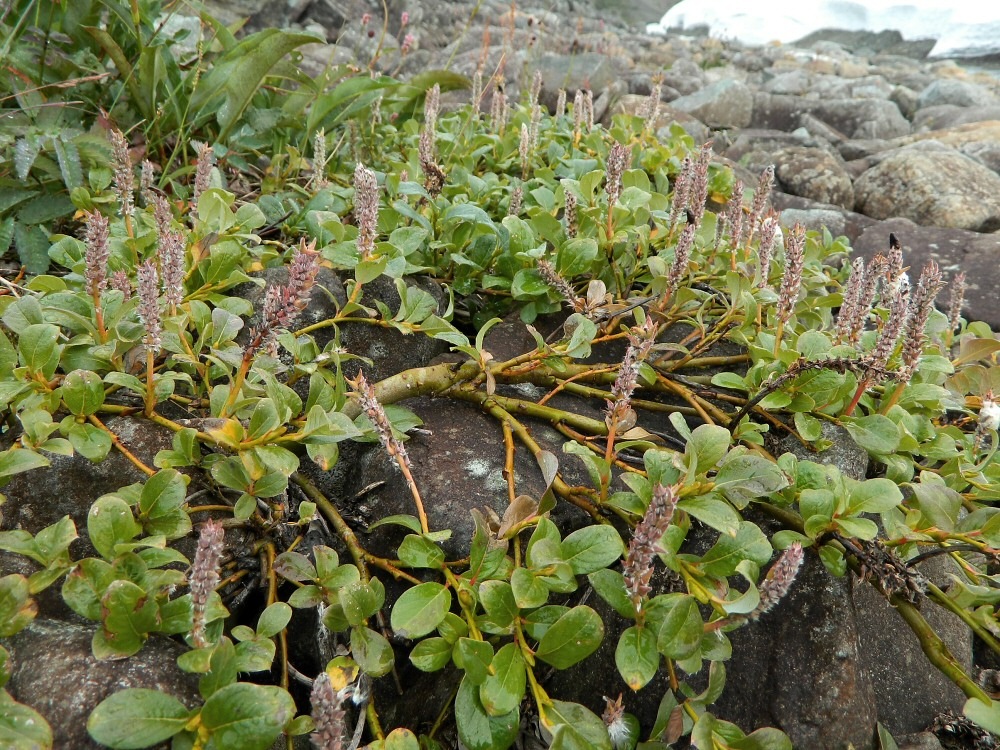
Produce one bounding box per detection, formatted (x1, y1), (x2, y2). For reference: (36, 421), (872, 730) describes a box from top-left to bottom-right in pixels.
(4, 619), (200, 750)
(853, 142), (1000, 230)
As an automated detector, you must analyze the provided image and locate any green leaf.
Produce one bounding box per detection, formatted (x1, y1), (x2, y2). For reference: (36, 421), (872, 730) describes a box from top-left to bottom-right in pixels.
(95, 578), (159, 658)
(731, 727), (794, 750)
(273, 551), (317, 582)
(455, 676), (520, 750)
(199, 683), (295, 750)
(398, 534), (445, 569)
(535, 605), (603, 669)
(390, 582), (451, 639)
(381, 728), (421, 750)
(139, 469), (188, 520)
(18, 323), (61, 380)
(409, 637), (453, 672)
(61, 369), (105, 416)
(793, 412), (823, 442)
(247, 399), (281, 440)
(256, 602), (292, 638)
(846, 478), (903, 514)
(351, 625), (394, 677)
(87, 688), (190, 748)
(62, 558), (114, 621)
(88, 496), (141, 560)
(339, 579), (384, 626)
(700, 521), (774, 578)
(510, 567), (548, 610)
(964, 698), (1000, 735)
(0, 691), (52, 749)
(842, 414), (900, 455)
(615, 625), (659, 691)
(63, 420), (113, 463)
(877, 723), (900, 750)
(479, 580), (518, 631)
(654, 594), (703, 660)
(687, 424), (732, 475)
(833, 516), (878, 540)
(0, 575), (37, 637)
(679, 493), (742, 537)
(193, 30), (323, 138)
(200, 638), (238, 699)
(479, 643), (526, 717)
(560, 525), (624, 575)
(453, 637), (494, 685)
(544, 700), (612, 750)
(713, 450), (788, 509)
(587, 568), (634, 619)
(910, 480), (963, 531)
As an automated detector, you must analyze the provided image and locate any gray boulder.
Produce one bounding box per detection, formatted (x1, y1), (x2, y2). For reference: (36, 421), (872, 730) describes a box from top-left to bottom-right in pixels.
(772, 145), (855, 209)
(851, 217), (1000, 330)
(4, 619), (200, 750)
(670, 79), (754, 130)
(853, 141), (1000, 231)
(917, 78), (998, 109)
(913, 106), (1000, 132)
(752, 93), (909, 140)
(810, 97), (910, 140)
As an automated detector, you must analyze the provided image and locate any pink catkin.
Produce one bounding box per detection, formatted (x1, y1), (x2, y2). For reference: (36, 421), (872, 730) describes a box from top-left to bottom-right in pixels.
(190, 520), (225, 648)
(750, 543), (804, 620)
(623, 483), (679, 614)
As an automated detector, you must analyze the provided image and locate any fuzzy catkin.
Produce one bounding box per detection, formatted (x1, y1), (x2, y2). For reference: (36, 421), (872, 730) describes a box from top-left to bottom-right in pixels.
(668, 156), (693, 230)
(605, 142), (629, 209)
(665, 223), (696, 302)
(110, 270), (131, 300)
(750, 543), (804, 620)
(849, 254), (888, 346)
(897, 260), (944, 383)
(563, 189), (578, 238)
(507, 185), (523, 217)
(109, 129), (134, 221)
(835, 257), (866, 344)
(353, 163), (379, 259)
(192, 141), (215, 203)
(623, 483), (679, 613)
(136, 260), (161, 355)
(351, 371), (409, 468)
(519, 124), (531, 180)
(756, 213), (780, 288)
(776, 224), (805, 328)
(537, 259), (577, 309)
(948, 271), (967, 333)
(310, 672), (347, 750)
(688, 142), (713, 229)
(726, 179), (746, 249)
(140, 159), (157, 206)
(573, 89), (585, 138)
(190, 519), (225, 648)
(159, 230), (186, 311)
(247, 243), (320, 358)
(424, 83), (440, 134)
(868, 275), (910, 378)
(83, 210), (110, 298)
(605, 317), (657, 435)
(529, 70), (543, 107)
(747, 164), (774, 245)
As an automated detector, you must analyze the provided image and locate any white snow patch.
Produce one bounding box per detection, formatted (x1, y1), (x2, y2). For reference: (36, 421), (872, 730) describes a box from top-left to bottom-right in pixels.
(648, 1), (1000, 58)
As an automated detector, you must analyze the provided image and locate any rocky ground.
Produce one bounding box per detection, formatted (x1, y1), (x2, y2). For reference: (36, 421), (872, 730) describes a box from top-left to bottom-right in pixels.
(207, 0), (1000, 331)
(11, 4), (1000, 749)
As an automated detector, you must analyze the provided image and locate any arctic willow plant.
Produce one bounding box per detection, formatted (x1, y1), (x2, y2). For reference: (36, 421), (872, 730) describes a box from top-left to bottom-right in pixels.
(2, 21), (1000, 750)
